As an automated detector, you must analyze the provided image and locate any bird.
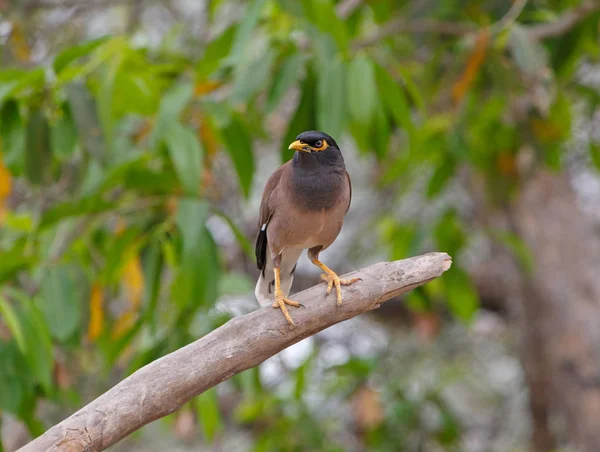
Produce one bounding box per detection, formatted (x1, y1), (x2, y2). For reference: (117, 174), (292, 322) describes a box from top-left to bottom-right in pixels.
(254, 130), (360, 325)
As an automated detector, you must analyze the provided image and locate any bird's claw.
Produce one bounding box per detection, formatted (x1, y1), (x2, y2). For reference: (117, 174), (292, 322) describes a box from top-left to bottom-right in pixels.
(320, 272), (362, 306)
(273, 290), (304, 325)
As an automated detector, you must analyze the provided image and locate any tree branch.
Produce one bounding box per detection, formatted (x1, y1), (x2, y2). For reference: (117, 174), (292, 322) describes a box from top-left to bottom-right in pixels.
(19, 253), (451, 452)
(353, 0), (600, 50)
(528, 0), (600, 40)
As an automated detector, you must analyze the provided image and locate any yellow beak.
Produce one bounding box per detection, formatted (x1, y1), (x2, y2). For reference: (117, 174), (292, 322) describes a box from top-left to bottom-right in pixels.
(288, 140), (310, 152)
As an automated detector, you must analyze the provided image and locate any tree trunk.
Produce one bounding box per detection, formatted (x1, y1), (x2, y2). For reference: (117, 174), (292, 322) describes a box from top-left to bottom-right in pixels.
(512, 170), (600, 451)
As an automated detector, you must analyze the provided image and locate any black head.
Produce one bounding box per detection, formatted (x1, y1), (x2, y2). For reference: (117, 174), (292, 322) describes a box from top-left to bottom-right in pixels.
(288, 131), (339, 153)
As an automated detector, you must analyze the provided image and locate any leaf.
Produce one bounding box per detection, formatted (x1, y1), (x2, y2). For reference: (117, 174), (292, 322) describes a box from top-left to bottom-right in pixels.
(427, 157), (457, 199)
(0, 243), (37, 284)
(230, 49), (276, 104)
(347, 54), (377, 128)
(310, 0), (349, 51)
(374, 64), (414, 137)
(509, 25), (549, 75)
(24, 109), (51, 185)
(195, 389), (224, 442)
(50, 102), (78, 160)
(266, 53), (305, 113)
(65, 83), (105, 158)
(197, 26), (236, 79)
(496, 231), (534, 274)
(443, 267), (479, 322)
(371, 103), (390, 160)
(39, 196), (117, 229)
(451, 31), (489, 104)
(39, 266), (84, 342)
(591, 142), (600, 171)
(317, 56), (346, 139)
(165, 122), (203, 196)
(219, 113), (255, 197)
(282, 71), (317, 162)
(0, 296), (27, 353)
(0, 100), (25, 174)
(87, 283), (104, 342)
(150, 82), (193, 148)
(53, 37), (111, 75)
(0, 341), (26, 414)
(212, 209), (254, 258)
(122, 254), (145, 309)
(0, 154), (12, 226)
(229, 0), (268, 65)
(173, 199), (220, 308)
(97, 55), (122, 155)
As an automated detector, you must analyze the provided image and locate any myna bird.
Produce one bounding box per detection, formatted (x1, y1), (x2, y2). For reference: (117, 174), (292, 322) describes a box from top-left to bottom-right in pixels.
(255, 130), (360, 325)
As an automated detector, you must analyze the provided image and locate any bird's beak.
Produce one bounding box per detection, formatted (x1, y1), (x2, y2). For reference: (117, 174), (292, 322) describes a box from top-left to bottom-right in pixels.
(288, 140), (311, 153)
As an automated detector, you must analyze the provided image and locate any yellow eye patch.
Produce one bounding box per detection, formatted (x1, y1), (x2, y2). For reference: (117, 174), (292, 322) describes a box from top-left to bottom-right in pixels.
(313, 139), (329, 151)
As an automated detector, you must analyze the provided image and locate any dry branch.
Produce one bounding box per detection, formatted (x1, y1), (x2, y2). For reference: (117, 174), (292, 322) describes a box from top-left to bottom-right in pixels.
(19, 252), (451, 452)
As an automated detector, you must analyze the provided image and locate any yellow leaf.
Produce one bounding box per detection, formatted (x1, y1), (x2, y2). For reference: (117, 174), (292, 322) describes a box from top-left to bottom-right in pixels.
(87, 283), (104, 342)
(452, 31), (489, 105)
(9, 21), (31, 63)
(194, 81), (223, 97)
(0, 154), (12, 226)
(111, 311), (136, 339)
(122, 254), (144, 309)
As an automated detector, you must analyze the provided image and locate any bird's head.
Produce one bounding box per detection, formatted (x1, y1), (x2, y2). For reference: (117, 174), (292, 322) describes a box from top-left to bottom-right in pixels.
(288, 131), (339, 154)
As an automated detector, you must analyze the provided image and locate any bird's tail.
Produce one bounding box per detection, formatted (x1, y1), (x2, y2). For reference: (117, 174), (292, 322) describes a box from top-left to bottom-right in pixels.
(255, 249), (301, 307)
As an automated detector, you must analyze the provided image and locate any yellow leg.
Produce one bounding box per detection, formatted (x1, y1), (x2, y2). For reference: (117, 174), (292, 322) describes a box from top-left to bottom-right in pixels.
(310, 257), (361, 306)
(272, 267), (303, 325)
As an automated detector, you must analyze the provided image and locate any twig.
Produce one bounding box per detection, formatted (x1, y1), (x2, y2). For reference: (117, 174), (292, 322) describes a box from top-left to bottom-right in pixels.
(528, 0), (600, 40)
(19, 253), (452, 452)
(353, 0), (599, 50)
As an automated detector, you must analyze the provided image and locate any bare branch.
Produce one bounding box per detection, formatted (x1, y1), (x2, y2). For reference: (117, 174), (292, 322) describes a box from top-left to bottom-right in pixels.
(353, 0), (599, 50)
(19, 253), (452, 452)
(528, 0), (600, 40)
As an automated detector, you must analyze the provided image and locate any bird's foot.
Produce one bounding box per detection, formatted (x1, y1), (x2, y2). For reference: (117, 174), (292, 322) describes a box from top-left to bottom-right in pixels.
(320, 272), (361, 306)
(272, 290), (304, 325)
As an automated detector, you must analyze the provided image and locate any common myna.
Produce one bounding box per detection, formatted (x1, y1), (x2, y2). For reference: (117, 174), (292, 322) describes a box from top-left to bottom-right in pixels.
(255, 130), (360, 325)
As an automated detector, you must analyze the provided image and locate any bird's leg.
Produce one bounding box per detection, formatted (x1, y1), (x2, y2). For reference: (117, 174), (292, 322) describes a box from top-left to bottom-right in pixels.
(272, 265), (303, 326)
(308, 250), (361, 306)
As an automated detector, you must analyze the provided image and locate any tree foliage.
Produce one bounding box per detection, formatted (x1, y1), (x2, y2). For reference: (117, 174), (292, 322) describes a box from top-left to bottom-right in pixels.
(0, 0), (599, 448)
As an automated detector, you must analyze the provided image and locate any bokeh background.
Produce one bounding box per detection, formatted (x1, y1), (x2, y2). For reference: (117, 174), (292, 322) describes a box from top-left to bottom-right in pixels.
(1, 0), (600, 451)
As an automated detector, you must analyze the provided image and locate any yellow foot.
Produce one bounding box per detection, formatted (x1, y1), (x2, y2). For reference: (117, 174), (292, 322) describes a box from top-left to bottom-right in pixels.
(320, 272), (361, 306)
(272, 290), (304, 325)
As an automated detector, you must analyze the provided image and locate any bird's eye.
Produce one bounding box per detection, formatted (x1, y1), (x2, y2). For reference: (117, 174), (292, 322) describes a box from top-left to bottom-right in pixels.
(314, 140), (323, 148)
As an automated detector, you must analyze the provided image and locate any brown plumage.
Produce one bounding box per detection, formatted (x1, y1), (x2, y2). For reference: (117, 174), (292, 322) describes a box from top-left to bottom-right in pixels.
(255, 131), (360, 325)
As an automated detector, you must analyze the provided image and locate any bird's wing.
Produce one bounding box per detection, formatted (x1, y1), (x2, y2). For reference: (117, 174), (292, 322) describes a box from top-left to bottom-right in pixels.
(345, 170), (352, 213)
(255, 163), (286, 271)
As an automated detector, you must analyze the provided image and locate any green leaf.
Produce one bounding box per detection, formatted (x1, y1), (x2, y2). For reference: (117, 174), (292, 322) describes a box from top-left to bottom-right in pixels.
(231, 49), (276, 104)
(39, 195), (116, 229)
(196, 389), (224, 442)
(496, 231), (534, 274)
(24, 109), (51, 185)
(65, 83), (105, 158)
(173, 199), (220, 308)
(374, 64), (414, 137)
(443, 267), (478, 322)
(266, 53), (304, 113)
(434, 209), (465, 258)
(50, 102), (78, 160)
(591, 142), (600, 171)
(347, 54), (377, 128)
(427, 157), (456, 198)
(317, 56), (346, 139)
(310, 0), (349, 51)
(97, 55), (122, 156)
(0, 100), (25, 174)
(0, 341), (26, 414)
(509, 25), (549, 75)
(53, 37), (110, 75)
(165, 122), (203, 196)
(21, 300), (54, 392)
(0, 243), (37, 284)
(282, 71), (317, 162)
(39, 266), (84, 342)
(0, 296), (27, 353)
(219, 113), (254, 197)
(371, 103), (390, 160)
(197, 26), (236, 79)
(229, 0), (268, 66)
(212, 209), (254, 258)
(150, 82), (193, 148)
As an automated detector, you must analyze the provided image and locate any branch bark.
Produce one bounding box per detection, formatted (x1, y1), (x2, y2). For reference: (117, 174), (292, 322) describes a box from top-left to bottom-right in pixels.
(353, 0), (600, 50)
(19, 252), (452, 452)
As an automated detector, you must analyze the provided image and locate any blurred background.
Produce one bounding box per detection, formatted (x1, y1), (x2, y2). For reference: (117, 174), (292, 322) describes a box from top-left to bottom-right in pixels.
(1, 0), (600, 451)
